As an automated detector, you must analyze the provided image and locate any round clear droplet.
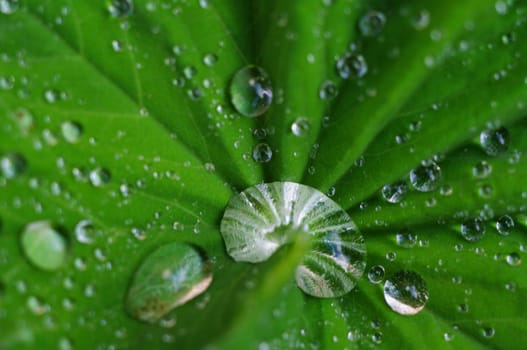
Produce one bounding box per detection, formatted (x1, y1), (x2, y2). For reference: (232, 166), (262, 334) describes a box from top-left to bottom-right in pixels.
(384, 270), (429, 315)
(75, 220), (98, 244)
(336, 53), (368, 80)
(409, 161), (441, 192)
(291, 117), (310, 137)
(395, 229), (417, 248)
(381, 181), (408, 203)
(460, 218), (486, 242)
(252, 143), (273, 163)
(496, 215), (514, 236)
(506, 252), (521, 266)
(358, 10), (386, 36)
(479, 127), (510, 156)
(1, 152), (26, 179)
(368, 265), (385, 284)
(229, 65), (273, 117)
(319, 80), (338, 100)
(89, 167), (111, 187)
(107, 0), (133, 17)
(0, 0), (19, 14)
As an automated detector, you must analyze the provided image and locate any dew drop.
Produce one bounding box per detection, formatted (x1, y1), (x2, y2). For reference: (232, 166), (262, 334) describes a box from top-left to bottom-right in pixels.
(107, 0), (133, 18)
(409, 161), (441, 192)
(89, 167), (111, 187)
(460, 218), (486, 242)
(291, 118), (310, 137)
(220, 182), (366, 298)
(61, 121), (83, 143)
(319, 80), (338, 100)
(472, 160), (492, 178)
(126, 242), (212, 323)
(21, 221), (67, 271)
(482, 327), (495, 338)
(367, 265), (385, 284)
(1, 152), (26, 179)
(496, 215), (514, 236)
(10, 108), (34, 134)
(0, 0), (19, 14)
(479, 127), (510, 156)
(506, 252), (521, 266)
(336, 53), (367, 80)
(229, 65), (273, 117)
(75, 220), (98, 244)
(381, 181), (408, 203)
(384, 270), (429, 315)
(203, 53), (217, 66)
(252, 143), (273, 163)
(358, 11), (386, 37)
(395, 229), (417, 248)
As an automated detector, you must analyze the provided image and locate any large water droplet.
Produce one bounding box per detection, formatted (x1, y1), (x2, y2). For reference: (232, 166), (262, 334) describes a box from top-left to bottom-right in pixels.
(336, 53), (367, 80)
(107, 0), (133, 18)
(479, 127), (510, 156)
(220, 182), (366, 298)
(21, 221), (67, 271)
(1, 152), (26, 178)
(460, 218), (486, 242)
(409, 161), (441, 192)
(75, 220), (98, 244)
(126, 242), (212, 323)
(229, 65), (273, 117)
(358, 11), (386, 36)
(384, 270), (429, 315)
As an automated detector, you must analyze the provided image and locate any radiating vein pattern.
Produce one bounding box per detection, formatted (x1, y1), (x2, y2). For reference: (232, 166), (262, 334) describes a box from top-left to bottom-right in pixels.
(221, 182), (366, 297)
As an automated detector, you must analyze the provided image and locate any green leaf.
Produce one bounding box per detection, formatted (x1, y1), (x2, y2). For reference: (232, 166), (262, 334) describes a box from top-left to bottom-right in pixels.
(1, 0), (526, 349)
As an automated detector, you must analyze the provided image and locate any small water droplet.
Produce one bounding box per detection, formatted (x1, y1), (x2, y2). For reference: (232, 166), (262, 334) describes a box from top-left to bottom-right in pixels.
(126, 242), (212, 323)
(89, 167), (111, 187)
(358, 10), (386, 36)
(1, 152), (26, 178)
(395, 229), (417, 248)
(336, 53), (367, 80)
(381, 181), (408, 203)
(368, 265), (385, 284)
(107, 0), (133, 17)
(472, 160), (492, 178)
(460, 218), (486, 242)
(229, 65), (273, 117)
(496, 215), (514, 236)
(203, 53), (217, 66)
(0, 0), (19, 14)
(506, 252), (521, 266)
(61, 121), (83, 143)
(252, 143), (273, 163)
(384, 270), (429, 315)
(480, 127), (510, 156)
(482, 327), (495, 338)
(75, 220), (98, 244)
(319, 80), (338, 100)
(291, 117), (310, 137)
(409, 161), (441, 192)
(21, 221), (67, 271)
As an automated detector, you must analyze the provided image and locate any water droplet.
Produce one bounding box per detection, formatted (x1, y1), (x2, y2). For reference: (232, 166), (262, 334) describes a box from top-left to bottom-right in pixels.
(10, 108), (34, 134)
(381, 181), (408, 203)
(480, 127), (510, 156)
(411, 9), (430, 30)
(252, 143), (273, 163)
(291, 117), (310, 137)
(336, 53), (367, 79)
(506, 252), (521, 266)
(319, 80), (338, 100)
(0, 0), (19, 14)
(384, 270), (429, 315)
(27, 295), (48, 315)
(496, 215), (514, 236)
(126, 242), (212, 323)
(43, 89), (61, 104)
(107, 0), (133, 18)
(368, 265), (385, 284)
(229, 65), (273, 117)
(61, 121), (83, 143)
(21, 221), (67, 271)
(89, 167), (111, 187)
(203, 53), (217, 66)
(460, 218), (486, 242)
(409, 161), (441, 192)
(1, 152), (26, 178)
(358, 11), (386, 37)
(75, 220), (98, 244)
(472, 160), (492, 178)
(395, 229), (417, 248)
(220, 182), (366, 298)
(482, 327), (495, 338)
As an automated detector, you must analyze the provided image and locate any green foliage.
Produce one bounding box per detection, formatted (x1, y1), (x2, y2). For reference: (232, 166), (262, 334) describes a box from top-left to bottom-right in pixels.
(0, 0), (526, 349)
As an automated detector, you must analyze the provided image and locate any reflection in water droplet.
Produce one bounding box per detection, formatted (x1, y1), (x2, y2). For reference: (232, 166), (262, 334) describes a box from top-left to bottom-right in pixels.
(0, 0), (19, 14)
(381, 181), (408, 203)
(89, 167), (111, 187)
(336, 53), (368, 80)
(409, 161), (441, 192)
(368, 265), (385, 284)
(358, 11), (386, 37)
(384, 270), (429, 315)
(506, 252), (521, 266)
(496, 215), (514, 236)
(75, 220), (98, 244)
(21, 221), (67, 271)
(479, 127), (510, 156)
(1, 152), (26, 178)
(472, 160), (492, 178)
(319, 80), (338, 100)
(220, 182), (366, 298)
(252, 143), (273, 163)
(229, 65), (273, 117)
(291, 118), (310, 137)
(395, 229), (417, 248)
(126, 242), (212, 323)
(460, 218), (486, 242)
(107, 0), (133, 17)
(61, 121), (83, 143)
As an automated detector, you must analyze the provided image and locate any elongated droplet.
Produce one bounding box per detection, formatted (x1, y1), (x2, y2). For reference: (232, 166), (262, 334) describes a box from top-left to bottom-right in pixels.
(229, 65), (273, 117)
(61, 121), (83, 143)
(1, 152), (26, 178)
(381, 181), (408, 203)
(220, 182), (366, 298)
(126, 242), (212, 323)
(384, 270), (429, 315)
(21, 221), (67, 271)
